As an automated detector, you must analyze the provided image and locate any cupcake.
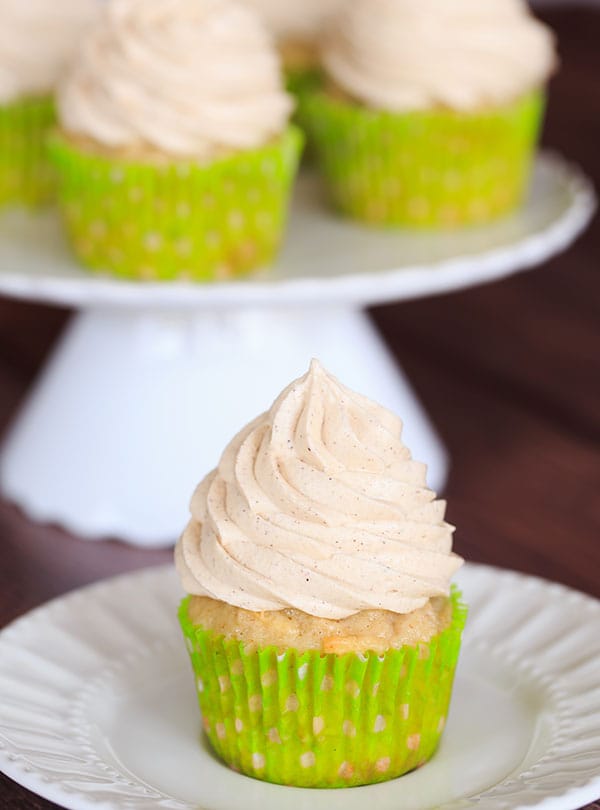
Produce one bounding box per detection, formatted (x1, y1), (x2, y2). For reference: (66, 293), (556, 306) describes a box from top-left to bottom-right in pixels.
(50, 0), (303, 282)
(0, 0), (98, 209)
(239, 0), (347, 90)
(176, 360), (466, 788)
(306, 0), (557, 228)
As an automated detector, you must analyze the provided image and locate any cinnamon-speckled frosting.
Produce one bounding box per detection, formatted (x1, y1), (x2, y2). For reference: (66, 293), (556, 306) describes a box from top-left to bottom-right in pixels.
(0, 0), (99, 104)
(58, 0), (293, 158)
(323, 0), (557, 111)
(176, 361), (463, 620)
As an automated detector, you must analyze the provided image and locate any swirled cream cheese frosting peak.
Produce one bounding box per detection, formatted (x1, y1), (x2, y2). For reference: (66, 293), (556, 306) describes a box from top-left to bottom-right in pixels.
(323, 0), (557, 112)
(0, 0), (99, 104)
(176, 361), (463, 620)
(58, 0), (293, 158)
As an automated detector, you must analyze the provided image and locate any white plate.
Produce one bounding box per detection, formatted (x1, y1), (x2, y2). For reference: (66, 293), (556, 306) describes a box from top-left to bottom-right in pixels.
(0, 152), (594, 309)
(1, 563), (599, 810)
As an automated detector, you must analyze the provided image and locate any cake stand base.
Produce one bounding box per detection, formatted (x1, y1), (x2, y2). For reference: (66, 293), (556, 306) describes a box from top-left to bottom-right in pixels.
(0, 306), (447, 547)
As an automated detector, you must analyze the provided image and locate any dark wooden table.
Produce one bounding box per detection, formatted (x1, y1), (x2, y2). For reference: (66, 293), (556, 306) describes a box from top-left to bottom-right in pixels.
(1, 8), (599, 809)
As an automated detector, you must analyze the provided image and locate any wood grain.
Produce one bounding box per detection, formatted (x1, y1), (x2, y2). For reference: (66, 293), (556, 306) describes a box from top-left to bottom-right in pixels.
(0, 7), (598, 809)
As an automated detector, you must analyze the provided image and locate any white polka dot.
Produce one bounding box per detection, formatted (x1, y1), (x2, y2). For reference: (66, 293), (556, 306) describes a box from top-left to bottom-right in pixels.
(437, 716), (446, 733)
(376, 757), (390, 773)
(343, 720), (356, 738)
(228, 210), (245, 230)
(300, 752), (316, 768)
(312, 716), (324, 735)
(261, 670), (276, 687)
(196, 676), (204, 693)
(144, 232), (162, 252)
(175, 238), (193, 257)
(286, 694), (299, 712)
(248, 694), (262, 712)
(407, 733), (421, 751)
(216, 722), (226, 740)
(185, 637), (194, 653)
(374, 715), (386, 733)
(218, 675), (230, 693)
(268, 727), (281, 744)
(297, 663), (309, 680)
(110, 168), (124, 184)
(345, 680), (360, 698)
(252, 753), (265, 770)
(235, 718), (243, 733)
(276, 652), (287, 662)
(137, 265), (157, 281)
(321, 676), (333, 692)
(372, 682), (380, 696)
(400, 704), (409, 720)
(356, 652), (368, 663)
(338, 761), (354, 779)
(230, 659), (243, 676)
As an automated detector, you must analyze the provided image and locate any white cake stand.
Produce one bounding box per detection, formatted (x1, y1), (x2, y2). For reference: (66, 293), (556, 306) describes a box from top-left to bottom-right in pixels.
(0, 152), (594, 547)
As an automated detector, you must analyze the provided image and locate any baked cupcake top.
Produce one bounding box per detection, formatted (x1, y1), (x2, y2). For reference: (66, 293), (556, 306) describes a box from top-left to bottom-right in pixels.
(323, 0), (557, 112)
(0, 0), (99, 104)
(239, 0), (347, 45)
(176, 360), (463, 620)
(58, 0), (293, 159)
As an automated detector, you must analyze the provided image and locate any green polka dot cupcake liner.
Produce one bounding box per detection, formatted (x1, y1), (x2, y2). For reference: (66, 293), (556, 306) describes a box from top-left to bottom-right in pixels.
(49, 126), (304, 282)
(0, 95), (56, 209)
(179, 589), (467, 788)
(305, 89), (545, 228)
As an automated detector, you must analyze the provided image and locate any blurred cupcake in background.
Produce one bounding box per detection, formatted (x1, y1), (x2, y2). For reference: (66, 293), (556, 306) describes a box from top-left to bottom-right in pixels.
(51, 0), (303, 282)
(240, 0), (347, 91)
(0, 0), (98, 209)
(177, 360), (466, 788)
(306, 0), (558, 228)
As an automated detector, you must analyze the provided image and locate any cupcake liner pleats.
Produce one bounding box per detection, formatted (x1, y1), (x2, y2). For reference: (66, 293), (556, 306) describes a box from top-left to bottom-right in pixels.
(0, 96), (56, 209)
(304, 89), (545, 228)
(49, 126), (304, 281)
(179, 590), (467, 788)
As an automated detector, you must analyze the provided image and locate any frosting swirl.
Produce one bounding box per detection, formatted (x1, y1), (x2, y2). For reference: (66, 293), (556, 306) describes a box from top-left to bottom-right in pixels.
(58, 0), (293, 158)
(0, 0), (99, 104)
(323, 0), (557, 111)
(176, 360), (463, 619)
(239, 0), (347, 44)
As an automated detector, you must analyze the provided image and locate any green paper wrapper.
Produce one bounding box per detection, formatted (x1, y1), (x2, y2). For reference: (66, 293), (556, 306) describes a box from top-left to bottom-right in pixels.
(305, 89), (545, 228)
(285, 67), (324, 162)
(0, 96), (56, 209)
(179, 589), (466, 788)
(49, 126), (304, 281)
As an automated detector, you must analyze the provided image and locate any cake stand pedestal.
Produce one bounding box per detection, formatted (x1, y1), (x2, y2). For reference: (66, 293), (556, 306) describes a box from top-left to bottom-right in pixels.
(0, 153), (594, 546)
